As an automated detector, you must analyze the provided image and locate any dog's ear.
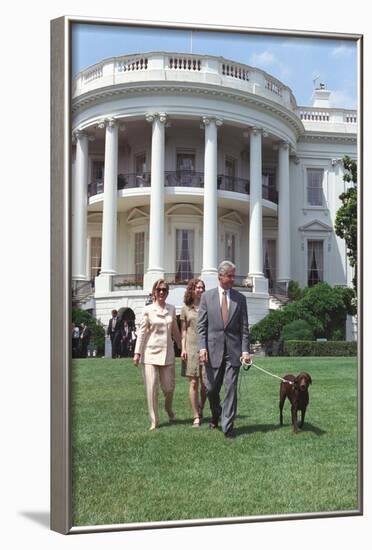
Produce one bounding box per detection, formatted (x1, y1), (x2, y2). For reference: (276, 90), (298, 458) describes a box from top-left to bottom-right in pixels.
(306, 373), (312, 385)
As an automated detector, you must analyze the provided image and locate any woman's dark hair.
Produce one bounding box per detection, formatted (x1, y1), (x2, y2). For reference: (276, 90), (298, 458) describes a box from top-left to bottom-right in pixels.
(151, 279), (170, 301)
(184, 278), (205, 306)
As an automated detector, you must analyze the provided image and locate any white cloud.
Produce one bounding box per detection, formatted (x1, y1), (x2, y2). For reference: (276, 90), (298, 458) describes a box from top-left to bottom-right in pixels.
(250, 51), (276, 67)
(249, 50), (291, 81)
(331, 45), (352, 58)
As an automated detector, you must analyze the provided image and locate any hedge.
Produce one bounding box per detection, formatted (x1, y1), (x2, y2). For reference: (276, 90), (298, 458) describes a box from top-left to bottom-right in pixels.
(283, 340), (357, 356)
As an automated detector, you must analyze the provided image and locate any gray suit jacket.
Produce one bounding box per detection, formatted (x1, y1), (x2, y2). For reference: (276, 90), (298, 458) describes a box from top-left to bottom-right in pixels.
(198, 287), (249, 368)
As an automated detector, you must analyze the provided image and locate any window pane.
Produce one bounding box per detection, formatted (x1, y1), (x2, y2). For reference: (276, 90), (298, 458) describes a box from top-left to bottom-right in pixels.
(92, 160), (104, 181)
(90, 237), (102, 278)
(175, 229), (194, 281)
(307, 240), (323, 286)
(225, 157), (236, 190)
(307, 169), (323, 206)
(135, 154), (146, 175)
(177, 153), (195, 185)
(225, 232), (236, 263)
(264, 239), (276, 288)
(134, 232), (145, 280)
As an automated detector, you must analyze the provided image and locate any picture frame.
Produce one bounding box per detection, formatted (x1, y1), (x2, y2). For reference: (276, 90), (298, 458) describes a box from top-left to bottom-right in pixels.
(51, 15), (363, 535)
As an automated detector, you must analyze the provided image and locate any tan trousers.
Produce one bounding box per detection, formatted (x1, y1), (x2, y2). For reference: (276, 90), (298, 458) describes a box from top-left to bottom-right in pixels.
(143, 364), (176, 427)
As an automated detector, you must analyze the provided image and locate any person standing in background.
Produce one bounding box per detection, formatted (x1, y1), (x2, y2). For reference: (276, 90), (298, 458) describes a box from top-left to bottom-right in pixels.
(107, 309), (121, 358)
(80, 322), (91, 358)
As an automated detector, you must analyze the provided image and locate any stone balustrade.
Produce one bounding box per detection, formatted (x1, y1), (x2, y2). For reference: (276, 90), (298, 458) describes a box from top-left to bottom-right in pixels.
(298, 107), (357, 124)
(72, 51), (297, 112)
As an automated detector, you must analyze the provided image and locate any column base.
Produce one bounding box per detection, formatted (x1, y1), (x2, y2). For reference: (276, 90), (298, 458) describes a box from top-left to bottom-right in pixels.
(72, 275), (88, 282)
(248, 274), (268, 294)
(95, 273), (113, 293)
(201, 269), (218, 290)
(143, 269), (165, 292)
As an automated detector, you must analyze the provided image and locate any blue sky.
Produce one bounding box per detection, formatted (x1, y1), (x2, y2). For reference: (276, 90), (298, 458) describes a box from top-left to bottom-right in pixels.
(72, 24), (358, 108)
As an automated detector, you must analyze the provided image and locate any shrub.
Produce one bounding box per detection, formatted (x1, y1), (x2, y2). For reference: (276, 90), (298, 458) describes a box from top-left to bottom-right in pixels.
(280, 320), (314, 342)
(250, 282), (356, 346)
(283, 340), (357, 356)
(287, 280), (303, 302)
(72, 308), (105, 355)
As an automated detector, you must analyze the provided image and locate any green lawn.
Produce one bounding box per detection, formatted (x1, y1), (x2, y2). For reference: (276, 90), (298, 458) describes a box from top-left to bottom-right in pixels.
(71, 356), (359, 526)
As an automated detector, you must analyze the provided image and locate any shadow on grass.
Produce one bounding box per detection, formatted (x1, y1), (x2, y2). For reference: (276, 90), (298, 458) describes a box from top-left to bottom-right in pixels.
(274, 422), (327, 436)
(301, 422), (327, 435)
(234, 422), (326, 437)
(235, 423), (282, 435)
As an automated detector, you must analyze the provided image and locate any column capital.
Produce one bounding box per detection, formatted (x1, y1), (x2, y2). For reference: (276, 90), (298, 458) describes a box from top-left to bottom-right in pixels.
(243, 126), (265, 139)
(250, 126), (263, 136)
(145, 112), (168, 124)
(201, 116), (223, 128)
(290, 154), (300, 165)
(72, 128), (88, 142)
(97, 117), (118, 129)
(279, 140), (290, 150)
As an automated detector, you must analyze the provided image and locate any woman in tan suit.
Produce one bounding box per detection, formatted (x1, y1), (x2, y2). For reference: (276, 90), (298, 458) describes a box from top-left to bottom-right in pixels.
(134, 279), (181, 431)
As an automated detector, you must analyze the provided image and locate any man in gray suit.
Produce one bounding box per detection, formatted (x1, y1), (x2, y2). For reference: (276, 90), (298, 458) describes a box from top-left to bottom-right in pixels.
(198, 261), (250, 438)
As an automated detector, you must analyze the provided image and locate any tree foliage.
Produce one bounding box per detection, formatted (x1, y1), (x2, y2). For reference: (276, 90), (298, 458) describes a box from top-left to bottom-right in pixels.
(250, 282), (356, 345)
(72, 308), (106, 354)
(335, 156), (357, 288)
(287, 280), (303, 302)
(280, 319), (314, 342)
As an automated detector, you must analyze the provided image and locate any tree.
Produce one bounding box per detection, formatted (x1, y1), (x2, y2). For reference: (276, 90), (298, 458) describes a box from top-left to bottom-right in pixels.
(250, 282), (356, 346)
(335, 156), (357, 289)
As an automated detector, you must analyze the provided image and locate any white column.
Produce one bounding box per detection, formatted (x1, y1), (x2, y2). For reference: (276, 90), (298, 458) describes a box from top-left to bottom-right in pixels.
(86, 236), (92, 281)
(277, 142), (291, 285)
(201, 116), (222, 289)
(96, 118), (118, 292)
(143, 113), (167, 291)
(72, 130), (88, 280)
(247, 127), (267, 293)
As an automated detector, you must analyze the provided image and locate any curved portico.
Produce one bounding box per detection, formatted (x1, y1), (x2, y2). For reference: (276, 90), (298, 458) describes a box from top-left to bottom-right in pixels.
(72, 110), (292, 294)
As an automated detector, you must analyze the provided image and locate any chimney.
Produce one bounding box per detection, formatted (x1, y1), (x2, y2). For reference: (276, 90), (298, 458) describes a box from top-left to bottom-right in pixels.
(311, 83), (332, 108)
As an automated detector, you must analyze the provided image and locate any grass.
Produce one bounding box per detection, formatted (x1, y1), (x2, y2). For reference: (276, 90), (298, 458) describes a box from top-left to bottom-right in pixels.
(71, 356), (359, 526)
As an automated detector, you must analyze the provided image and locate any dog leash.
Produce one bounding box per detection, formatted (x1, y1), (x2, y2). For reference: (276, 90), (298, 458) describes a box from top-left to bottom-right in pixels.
(241, 358), (293, 385)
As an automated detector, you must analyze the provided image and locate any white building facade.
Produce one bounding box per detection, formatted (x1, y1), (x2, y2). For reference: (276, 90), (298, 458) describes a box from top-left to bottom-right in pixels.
(71, 52), (357, 332)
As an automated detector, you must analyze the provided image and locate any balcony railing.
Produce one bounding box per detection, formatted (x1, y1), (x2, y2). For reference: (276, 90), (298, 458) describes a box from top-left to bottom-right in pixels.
(262, 184), (278, 203)
(165, 171), (204, 188)
(113, 274), (144, 289)
(87, 172), (278, 204)
(164, 273), (195, 285)
(89, 273), (279, 293)
(73, 52), (298, 112)
(118, 172), (152, 190)
(217, 175), (250, 194)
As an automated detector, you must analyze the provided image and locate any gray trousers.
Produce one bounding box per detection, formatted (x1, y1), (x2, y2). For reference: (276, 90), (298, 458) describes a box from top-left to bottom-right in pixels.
(205, 355), (240, 434)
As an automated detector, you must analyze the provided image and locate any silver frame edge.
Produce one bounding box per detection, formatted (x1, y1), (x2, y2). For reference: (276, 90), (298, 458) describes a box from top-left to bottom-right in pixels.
(50, 14), (363, 535)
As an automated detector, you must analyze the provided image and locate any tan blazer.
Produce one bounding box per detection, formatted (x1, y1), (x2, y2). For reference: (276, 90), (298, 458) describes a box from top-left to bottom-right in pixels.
(135, 302), (181, 365)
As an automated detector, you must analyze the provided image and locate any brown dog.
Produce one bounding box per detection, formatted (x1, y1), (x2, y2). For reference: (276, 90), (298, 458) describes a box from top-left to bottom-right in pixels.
(279, 372), (312, 433)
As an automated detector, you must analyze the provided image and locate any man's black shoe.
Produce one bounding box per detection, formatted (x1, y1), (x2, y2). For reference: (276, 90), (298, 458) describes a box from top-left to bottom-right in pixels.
(224, 428), (236, 438)
(209, 418), (219, 430)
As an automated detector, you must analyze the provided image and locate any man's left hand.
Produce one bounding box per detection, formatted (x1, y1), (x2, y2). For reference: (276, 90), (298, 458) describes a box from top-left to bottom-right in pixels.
(241, 352), (251, 365)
